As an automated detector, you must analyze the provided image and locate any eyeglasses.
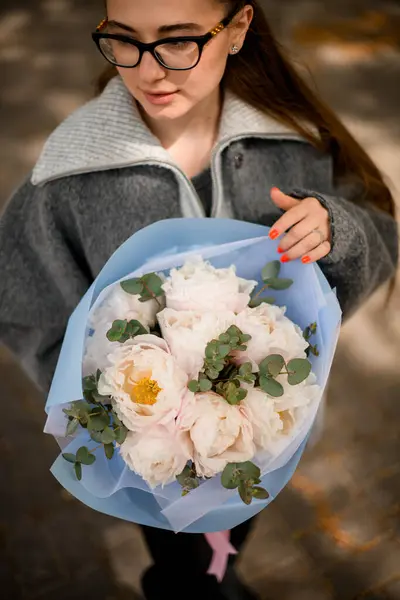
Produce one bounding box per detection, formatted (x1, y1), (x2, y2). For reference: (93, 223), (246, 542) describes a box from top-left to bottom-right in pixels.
(92, 8), (239, 71)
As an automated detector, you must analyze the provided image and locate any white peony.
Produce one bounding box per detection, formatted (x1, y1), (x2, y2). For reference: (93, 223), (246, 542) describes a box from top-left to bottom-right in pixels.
(83, 283), (162, 375)
(190, 392), (255, 478)
(241, 387), (284, 450)
(120, 425), (193, 488)
(234, 303), (309, 368)
(162, 257), (257, 313)
(98, 335), (191, 431)
(157, 308), (236, 378)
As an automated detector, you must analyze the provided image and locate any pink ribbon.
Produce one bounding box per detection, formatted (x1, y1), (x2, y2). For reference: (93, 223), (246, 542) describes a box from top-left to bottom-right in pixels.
(205, 530), (238, 582)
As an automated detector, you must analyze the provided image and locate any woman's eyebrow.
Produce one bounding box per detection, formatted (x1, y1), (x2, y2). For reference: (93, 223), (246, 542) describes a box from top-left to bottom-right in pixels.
(107, 20), (204, 35)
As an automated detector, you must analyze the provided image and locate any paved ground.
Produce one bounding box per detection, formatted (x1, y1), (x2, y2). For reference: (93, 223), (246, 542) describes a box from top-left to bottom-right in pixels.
(1, 1), (399, 599)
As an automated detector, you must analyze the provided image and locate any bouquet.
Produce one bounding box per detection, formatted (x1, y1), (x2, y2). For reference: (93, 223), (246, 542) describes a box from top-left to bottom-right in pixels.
(45, 219), (341, 537)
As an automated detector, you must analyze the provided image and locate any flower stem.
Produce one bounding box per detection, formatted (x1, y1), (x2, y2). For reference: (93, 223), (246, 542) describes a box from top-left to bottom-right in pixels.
(142, 281), (162, 308)
(252, 284), (270, 304)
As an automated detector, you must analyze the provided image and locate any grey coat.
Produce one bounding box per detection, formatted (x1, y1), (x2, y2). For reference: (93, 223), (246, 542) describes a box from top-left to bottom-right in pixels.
(0, 77), (398, 391)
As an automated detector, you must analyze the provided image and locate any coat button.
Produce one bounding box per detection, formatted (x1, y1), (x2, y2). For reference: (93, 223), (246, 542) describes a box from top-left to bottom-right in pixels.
(234, 153), (244, 169)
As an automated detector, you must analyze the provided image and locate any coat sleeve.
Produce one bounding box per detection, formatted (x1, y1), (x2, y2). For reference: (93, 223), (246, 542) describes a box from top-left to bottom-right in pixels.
(0, 178), (92, 393)
(290, 178), (399, 318)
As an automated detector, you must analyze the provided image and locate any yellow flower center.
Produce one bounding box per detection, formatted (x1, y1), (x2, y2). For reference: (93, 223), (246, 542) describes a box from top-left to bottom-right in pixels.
(131, 377), (162, 406)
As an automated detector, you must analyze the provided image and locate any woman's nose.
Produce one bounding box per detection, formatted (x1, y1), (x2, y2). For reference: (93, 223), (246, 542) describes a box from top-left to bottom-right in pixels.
(138, 51), (166, 83)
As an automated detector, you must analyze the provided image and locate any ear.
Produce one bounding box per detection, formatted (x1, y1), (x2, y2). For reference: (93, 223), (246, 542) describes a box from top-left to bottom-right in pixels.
(230, 5), (254, 48)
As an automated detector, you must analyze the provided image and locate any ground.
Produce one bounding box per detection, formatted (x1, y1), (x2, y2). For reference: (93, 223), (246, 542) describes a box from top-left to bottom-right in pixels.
(0, 1), (399, 598)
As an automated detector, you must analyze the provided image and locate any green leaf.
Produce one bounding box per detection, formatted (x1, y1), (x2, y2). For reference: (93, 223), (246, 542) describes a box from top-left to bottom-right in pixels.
(62, 453), (76, 464)
(265, 278), (293, 291)
(217, 344), (231, 358)
(287, 359), (312, 385)
(141, 273), (164, 297)
(221, 463), (240, 489)
(104, 443), (115, 460)
(90, 430), (103, 443)
(252, 487), (270, 500)
(126, 319), (148, 336)
(76, 446), (96, 466)
(101, 427), (116, 445)
(188, 381), (200, 393)
(249, 297), (276, 308)
(113, 423), (128, 444)
(262, 260), (281, 281)
(240, 333), (252, 343)
(83, 376), (97, 392)
(205, 342), (217, 359)
(121, 278), (143, 295)
(74, 462), (82, 481)
(176, 465), (192, 486)
(66, 418), (79, 437)
(237, 461), (261, 481)
(259, 354), (285, 378)
(238, 481), (253, 505)
(88, 413), (110, 432)
(206, 368), (220, 381)
(219, 333), (230, 343)
(199, 379), (213, 392)
(239, 362), (253, 376)
(260, 375), (284, 397)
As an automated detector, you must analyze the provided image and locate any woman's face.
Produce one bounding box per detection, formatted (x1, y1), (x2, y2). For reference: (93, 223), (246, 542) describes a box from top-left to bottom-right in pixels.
(105, 0), (252, 121)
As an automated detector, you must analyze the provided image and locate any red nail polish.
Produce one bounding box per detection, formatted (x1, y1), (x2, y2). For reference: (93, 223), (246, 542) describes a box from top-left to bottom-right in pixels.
(281, 255), (290, 263)
(271, 186), (280, 193)
(269, 229), (279, 240)
(277, 247), (284, 254)
(302, 256), (311, 264)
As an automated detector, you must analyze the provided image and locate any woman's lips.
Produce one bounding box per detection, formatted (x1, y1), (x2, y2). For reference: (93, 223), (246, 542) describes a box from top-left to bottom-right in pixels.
(143, 91), (178, 105)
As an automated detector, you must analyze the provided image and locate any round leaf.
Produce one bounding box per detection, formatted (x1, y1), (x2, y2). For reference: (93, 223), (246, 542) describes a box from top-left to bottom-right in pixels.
(62, 453), (76, 464)
(188, 381), (200, 393)
(252, 487), (270, 500)
(239, 362), (252, 376)
(121, 279), (143, 295)
(287, 359), (312, 385)
(101, 427), (116, 445)
(66, 418), (79, 437)
(260, 375), (284, 398)
(259, 354), (285, 378)
(265, 278), (293, 291)
(237, 461), (261, 480)
(76, 446), (96, 466)
(218, 344), (231, 358)
(262, 260), (281, 281)
(199, 379), (213, 392)
(221, 463), (240, 489)
(88, 413), (110, 432)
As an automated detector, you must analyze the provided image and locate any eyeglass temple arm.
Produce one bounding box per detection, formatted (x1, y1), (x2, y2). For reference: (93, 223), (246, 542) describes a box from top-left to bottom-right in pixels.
(96, 18), (108, 32)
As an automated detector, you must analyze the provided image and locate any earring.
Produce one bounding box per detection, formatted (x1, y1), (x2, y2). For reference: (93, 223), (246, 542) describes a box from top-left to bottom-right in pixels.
(230, 45), (240, 54)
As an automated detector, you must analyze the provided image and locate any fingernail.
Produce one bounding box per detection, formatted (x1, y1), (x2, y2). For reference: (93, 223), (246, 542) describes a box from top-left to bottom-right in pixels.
(277, 246), (284, 254)
(280, 254), (290, 263)
(271, 186), (280, 193)
(302, 256), (311, 264)
(269, 229), (279, 240)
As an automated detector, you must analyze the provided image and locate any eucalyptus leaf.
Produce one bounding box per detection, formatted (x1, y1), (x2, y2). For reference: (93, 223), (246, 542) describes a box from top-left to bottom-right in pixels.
(237, 461), (261, 481)
(74, 462), (82, 481)
(176, 465), (192, 486)
(287, 359), (312, 385)
(219, 333), (230, 343)
(199, 379), (213, 392)
(259, 354), (285, 378)
(218, 344), (231, 358)
(239, 363), (253, 376)
(238, 481), (253, 505)
(62, 453), (76, 464)
(221, 463), (240, 489)
(82, 376), (97, 392)
(261, 260), (281, 281)
(101, 427), (116, 445)
(76, 446), (96, 466)
(141, 273), (164, 297)
(252, 487), (270, 500)
(260, 375), (284, 398)
(104, 444), (115, 460)
(188, 381), (200, 393)
(66, 418), (79, 437)
(121, 279), (143, 295)
(88, 413), (110, 432)
(265, 278), (293, 291)
(249, 297), (276, 308)
(114, 424), (128, 444)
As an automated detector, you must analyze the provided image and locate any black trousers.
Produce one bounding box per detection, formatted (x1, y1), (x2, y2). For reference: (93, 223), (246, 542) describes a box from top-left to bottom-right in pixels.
(140, 519), (255, 599)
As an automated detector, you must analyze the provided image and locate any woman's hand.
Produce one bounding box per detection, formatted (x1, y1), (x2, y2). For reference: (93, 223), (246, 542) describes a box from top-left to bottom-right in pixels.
(269, 187), (332, 263)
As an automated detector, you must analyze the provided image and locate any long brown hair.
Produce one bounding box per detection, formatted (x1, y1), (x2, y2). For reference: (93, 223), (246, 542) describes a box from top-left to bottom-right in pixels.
(96, 0), (395, 220)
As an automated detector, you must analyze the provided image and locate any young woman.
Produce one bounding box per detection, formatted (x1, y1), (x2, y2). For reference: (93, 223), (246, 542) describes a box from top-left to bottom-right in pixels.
(1, 0), (398, 598)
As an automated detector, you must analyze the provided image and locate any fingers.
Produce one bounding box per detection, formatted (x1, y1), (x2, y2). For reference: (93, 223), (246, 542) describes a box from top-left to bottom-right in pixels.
(280, 231), (331, 262)
(270, 187), (301, 211)
(269, 203), (308, 240)
(277, 219), (321, 253)
(301, 241), (332, 264)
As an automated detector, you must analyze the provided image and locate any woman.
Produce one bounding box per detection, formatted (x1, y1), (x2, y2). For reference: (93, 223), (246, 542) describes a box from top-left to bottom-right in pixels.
(0, 0), (397, 598)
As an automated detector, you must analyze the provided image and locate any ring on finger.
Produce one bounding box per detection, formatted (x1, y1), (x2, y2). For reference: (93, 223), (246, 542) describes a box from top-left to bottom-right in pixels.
(312, 228), (326, 245)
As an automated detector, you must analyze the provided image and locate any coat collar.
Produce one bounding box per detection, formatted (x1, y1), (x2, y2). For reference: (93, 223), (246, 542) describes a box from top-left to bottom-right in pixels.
(32, 75), (301, 186)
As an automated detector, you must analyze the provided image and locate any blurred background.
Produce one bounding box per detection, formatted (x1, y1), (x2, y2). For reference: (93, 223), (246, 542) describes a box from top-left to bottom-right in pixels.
(1, 0), (399, 599)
